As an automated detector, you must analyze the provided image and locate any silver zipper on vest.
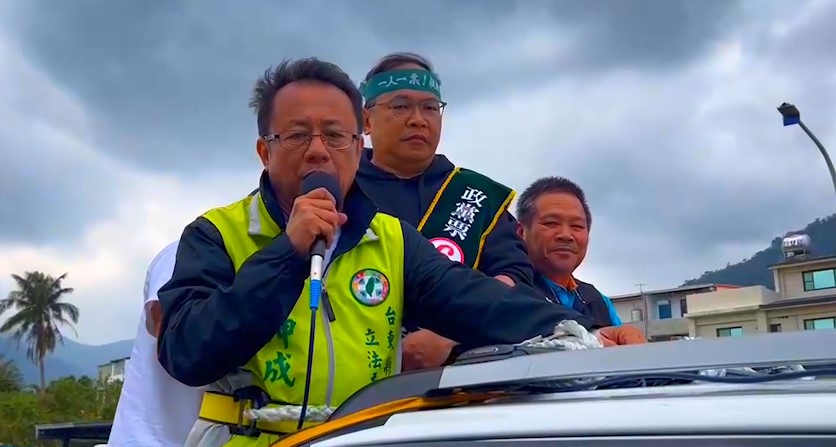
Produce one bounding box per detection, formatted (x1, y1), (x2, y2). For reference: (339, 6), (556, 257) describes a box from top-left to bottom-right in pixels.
(318, 232), (374, 407)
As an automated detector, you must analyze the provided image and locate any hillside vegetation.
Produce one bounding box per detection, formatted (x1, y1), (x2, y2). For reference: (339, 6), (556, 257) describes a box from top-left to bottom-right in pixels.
(681, 214), (836, 287)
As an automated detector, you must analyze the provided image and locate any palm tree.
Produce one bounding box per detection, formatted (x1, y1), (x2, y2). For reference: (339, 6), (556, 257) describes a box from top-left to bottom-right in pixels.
(0, 271), (79, 391)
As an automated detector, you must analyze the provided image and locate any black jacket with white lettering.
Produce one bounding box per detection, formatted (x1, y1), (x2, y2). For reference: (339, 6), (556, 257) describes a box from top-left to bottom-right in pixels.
(156, 172), (600, 387)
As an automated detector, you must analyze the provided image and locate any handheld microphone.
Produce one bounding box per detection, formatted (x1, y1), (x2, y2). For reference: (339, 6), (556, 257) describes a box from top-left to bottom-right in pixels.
(297, 170), (342, 430)
(299, 171), (343, 311)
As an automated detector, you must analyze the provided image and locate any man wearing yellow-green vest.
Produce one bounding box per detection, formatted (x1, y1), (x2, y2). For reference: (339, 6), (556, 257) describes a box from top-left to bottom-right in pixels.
(157, 58), (610, 447)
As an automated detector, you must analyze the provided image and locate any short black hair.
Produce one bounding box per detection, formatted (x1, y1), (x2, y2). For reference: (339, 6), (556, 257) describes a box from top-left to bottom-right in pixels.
(363, 52), (438, 107)
(249, 58), (364, 136)
(516, 176), (592, 228)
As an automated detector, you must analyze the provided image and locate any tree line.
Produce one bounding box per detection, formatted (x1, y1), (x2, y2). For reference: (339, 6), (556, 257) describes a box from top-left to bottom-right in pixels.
(0, 363), (122, 446)
(0, 271), (121, 446)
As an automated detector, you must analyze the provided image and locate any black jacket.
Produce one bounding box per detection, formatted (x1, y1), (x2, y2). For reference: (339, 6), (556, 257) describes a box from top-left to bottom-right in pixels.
(355, 148), (534, 286)
(533, 274), (614, 328)
(156, 172), (600, 387)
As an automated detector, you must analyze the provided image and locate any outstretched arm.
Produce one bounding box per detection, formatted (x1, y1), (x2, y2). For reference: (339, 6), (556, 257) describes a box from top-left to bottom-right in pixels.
(400, 220), (600, 351)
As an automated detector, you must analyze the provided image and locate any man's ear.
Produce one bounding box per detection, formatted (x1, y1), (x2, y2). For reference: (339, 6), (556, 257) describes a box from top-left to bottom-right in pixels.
(363, 107), (372, 135)
(354, 137), (364, 158)
(516, 221), (526, 239)
(256, 137), (269, 169)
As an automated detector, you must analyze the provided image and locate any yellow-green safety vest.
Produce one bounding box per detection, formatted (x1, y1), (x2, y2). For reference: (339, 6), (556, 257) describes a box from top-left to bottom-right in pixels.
(201, 191), (405, 445)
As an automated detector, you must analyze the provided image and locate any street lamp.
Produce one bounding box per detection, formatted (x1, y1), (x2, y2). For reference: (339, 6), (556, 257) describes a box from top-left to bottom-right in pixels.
(777, 102), (836, 199)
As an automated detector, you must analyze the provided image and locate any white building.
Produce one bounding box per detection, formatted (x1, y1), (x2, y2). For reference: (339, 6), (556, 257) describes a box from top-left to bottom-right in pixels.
(97, 357), (129, 383)
(609, 283), (739, 341)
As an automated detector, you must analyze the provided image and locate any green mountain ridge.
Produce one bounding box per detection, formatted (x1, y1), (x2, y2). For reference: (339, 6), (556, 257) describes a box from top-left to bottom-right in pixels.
(682, 214), (836, 288)
(0, 336), (133, 385)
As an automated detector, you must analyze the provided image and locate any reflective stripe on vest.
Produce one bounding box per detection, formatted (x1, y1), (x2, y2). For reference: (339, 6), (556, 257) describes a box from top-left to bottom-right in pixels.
(201, 191), (405, 435)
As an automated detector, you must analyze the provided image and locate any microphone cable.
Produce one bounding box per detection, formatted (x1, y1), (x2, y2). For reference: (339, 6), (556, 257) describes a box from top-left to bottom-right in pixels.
(296, 170), (341, 431)
(297, 249), (324, 430)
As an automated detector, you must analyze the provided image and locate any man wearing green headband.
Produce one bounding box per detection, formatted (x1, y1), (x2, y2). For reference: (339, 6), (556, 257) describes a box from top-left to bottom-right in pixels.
(357, 52), (532, 371)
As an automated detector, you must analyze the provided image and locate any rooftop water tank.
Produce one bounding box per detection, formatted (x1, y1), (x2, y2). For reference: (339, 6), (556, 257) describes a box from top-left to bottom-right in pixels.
(781, 233), (812, 260)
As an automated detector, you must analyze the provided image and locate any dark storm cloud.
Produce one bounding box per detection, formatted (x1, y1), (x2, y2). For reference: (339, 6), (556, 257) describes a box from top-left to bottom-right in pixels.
(469, 19), (836, 283)
(2, 1), (260, 173)
(751, 1), (836, 127)
(759, 1), (836, 71)
(530, 80), (836, 278)
(2, 0), (833, 272)
(0, 120), (120, 244)
(538, 0), (745, 69)
(424, 0), (745, 104)
(0, 32), (122, 244)
(4, 1), (836, 342)
(1, 0), (742, 173)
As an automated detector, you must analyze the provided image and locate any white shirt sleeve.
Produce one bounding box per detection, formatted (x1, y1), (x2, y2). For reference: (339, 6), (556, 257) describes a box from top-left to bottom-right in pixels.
(144, 241), (180, 305)
(109, 239), (204, 447)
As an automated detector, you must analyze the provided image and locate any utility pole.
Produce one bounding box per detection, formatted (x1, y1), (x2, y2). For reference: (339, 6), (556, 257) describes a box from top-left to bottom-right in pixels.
(636, 283), (649, 338)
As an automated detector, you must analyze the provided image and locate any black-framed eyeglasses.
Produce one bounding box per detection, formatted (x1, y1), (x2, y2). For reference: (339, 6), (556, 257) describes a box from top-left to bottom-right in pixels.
(263, 130), (359, 151)
(368, 98), (447, 119)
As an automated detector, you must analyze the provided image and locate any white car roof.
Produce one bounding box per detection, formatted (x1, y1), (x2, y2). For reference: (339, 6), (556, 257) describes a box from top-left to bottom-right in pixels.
(316, 382), (836, 446)
(302, 330), (836, 447)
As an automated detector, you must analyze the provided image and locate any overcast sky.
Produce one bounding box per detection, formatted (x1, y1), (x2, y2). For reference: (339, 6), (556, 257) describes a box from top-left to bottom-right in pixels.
(2, 0), (835, 345)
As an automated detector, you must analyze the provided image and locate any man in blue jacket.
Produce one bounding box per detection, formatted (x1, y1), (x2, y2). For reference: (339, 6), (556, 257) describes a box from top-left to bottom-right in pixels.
(358, 52), (531, 370)
(516, 176), (628, 330)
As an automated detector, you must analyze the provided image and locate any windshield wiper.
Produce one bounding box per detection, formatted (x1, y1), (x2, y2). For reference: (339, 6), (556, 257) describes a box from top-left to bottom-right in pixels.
(511, 367), (836, 394)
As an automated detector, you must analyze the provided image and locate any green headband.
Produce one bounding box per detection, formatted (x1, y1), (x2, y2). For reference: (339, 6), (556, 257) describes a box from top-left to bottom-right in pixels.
(360, 69), (442, 104)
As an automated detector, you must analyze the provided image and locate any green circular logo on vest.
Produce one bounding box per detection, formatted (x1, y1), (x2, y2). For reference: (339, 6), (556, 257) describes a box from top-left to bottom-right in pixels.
(349, 269), (390, 307)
